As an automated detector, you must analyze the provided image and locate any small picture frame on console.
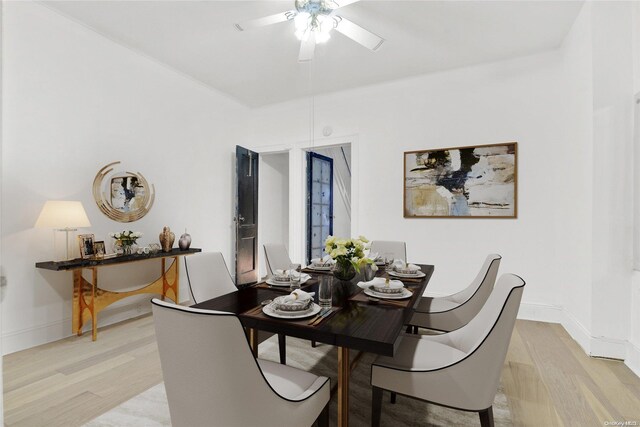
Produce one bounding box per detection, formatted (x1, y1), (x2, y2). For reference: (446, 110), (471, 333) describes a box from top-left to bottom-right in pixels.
(93, 241), (105, 259)
(78, 234), (95, 259)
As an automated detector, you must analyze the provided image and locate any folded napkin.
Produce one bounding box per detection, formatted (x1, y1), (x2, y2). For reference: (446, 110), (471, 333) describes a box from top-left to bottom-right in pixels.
(357, 277), (404, 289)
(283, 289), (315, 304)
(392, 259), (404, 268)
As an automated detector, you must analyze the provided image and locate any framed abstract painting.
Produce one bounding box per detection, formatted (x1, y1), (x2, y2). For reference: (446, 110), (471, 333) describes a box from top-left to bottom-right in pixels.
(404, 142), (517, 218)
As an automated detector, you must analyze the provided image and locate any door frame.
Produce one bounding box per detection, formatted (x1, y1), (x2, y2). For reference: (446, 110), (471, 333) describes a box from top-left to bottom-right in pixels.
(250, 134), (359, 265)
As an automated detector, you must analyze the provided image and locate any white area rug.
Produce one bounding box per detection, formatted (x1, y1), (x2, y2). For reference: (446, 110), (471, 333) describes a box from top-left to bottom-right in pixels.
(86, 336), (512, 426)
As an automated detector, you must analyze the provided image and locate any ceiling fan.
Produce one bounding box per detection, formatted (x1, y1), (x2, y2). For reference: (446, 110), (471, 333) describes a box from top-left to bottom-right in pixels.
(234, 0), (384, 62)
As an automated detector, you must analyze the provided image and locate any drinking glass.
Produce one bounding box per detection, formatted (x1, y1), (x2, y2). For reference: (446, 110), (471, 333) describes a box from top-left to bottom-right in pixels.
(318, 276), (333, 308)
(289, 263), (301, 290)
(384, 253), (395, 273)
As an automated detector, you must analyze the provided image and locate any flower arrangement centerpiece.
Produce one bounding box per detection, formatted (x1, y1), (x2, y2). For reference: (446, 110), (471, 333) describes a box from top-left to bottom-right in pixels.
(109, 230), (142, 255)
(324, 235), (372, 281)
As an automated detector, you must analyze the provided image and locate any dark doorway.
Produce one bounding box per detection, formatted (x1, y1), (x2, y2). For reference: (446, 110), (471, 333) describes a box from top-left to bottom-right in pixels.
(307, 152), (333, 263)
(236, 146), (259, 285)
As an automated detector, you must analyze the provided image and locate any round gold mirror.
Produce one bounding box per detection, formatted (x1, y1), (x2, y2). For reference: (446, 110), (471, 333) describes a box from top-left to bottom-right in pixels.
(93, 161), (155, 223)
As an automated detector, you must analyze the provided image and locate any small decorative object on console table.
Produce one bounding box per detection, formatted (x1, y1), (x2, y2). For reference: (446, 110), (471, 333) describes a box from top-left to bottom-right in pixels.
(159, 226), (175, 252)
(325, 235), (372, 281)
(179, 229), (192, 250)
(110, 230), (142, 255)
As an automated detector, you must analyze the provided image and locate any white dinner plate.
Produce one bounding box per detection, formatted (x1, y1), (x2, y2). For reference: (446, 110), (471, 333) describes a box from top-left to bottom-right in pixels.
(262, 303), (321, 319)
(364, 287), (413, 300)
(266, 275), (311, 287)
(389, 270), (426, 279)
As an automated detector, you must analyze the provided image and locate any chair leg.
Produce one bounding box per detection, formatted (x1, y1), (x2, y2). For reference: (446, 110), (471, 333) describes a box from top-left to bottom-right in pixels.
(413, 325), (419, 334)
(405, 325), (413, 333)
(390, 391), (396, 404)
(311, 340), (317, 348)
(479, 407), (494, 427)
(371, 386), (383, 427)
(316, 402), (329, 427)
(278, 333), (286, 365)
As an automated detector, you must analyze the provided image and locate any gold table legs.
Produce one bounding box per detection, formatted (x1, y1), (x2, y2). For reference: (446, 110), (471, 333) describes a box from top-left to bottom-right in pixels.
(248, 328), (259, 357)
(338, 346), (350, 427)
(72, 256), (180, 341)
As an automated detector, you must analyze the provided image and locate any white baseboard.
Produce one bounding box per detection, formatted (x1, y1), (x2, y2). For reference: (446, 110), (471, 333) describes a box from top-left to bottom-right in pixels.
(626, 341), (640, 377)
(561, 309), (629, 360)
(561, 309), (593, 355)
(517, 302), (563, 323)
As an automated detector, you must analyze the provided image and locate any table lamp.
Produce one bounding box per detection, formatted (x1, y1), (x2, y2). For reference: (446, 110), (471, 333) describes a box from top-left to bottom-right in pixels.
(35, 201), (91, 260)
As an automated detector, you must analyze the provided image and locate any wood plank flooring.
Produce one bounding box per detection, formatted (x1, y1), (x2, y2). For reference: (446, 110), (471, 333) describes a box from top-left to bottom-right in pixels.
(3, 316), (640, 426)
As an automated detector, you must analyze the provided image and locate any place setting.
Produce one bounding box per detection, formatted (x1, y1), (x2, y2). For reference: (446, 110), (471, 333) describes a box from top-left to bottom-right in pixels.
(352, 276), (414, 307)
(302, 255), (335, 274)
(386, 260), (426, 282)
(244, 287), (338, 327)
(259, 265), (313, 289)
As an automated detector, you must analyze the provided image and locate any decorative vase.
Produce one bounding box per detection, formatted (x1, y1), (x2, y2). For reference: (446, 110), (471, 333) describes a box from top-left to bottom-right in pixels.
(179, 229), (192, 250)
(159, 226), (175, 252)
(333, 261), (356, 281)
(122, 244), (133, 255)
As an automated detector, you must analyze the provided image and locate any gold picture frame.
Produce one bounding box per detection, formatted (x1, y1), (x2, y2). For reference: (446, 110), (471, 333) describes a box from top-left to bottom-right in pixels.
(78, 234), (95, 259)
(93, 241), (106, 259)
(93, 161), (155, 223)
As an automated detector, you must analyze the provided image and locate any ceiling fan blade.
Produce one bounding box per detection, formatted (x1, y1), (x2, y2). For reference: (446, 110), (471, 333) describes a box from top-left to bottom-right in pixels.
(298, 33), (316, 62)
(330, 0), (361, 9)
(335, 16), (384, 51)
(234, 10), (295, 31)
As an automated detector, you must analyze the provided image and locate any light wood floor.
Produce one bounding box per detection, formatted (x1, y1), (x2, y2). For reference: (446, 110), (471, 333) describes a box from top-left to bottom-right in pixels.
(3, 316), (640, 426)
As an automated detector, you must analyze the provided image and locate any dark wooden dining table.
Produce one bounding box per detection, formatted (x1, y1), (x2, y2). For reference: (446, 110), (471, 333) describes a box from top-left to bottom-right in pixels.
(193, 263), (434, 427)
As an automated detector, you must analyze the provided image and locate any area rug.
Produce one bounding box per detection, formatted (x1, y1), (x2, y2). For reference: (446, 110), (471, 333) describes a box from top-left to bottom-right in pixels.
(85, 336), (512, 426)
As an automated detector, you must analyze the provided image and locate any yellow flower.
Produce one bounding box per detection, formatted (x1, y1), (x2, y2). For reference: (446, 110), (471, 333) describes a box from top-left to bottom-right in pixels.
(358, 235), (369, 243)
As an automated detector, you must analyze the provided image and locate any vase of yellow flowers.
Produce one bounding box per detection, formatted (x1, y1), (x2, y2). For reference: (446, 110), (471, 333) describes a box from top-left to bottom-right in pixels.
(324, 235), (372, 281)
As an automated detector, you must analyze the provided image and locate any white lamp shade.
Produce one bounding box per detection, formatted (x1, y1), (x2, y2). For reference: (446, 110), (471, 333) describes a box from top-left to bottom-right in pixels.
(35, 201), (91, 229)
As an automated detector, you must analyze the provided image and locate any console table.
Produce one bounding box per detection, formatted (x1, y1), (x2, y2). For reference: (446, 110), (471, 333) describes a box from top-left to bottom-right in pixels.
(36, 248), (201, 341)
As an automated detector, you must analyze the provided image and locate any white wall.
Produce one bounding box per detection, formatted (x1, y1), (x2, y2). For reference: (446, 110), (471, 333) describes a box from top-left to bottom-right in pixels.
(558, 2), (594, 354)
(249, 49), (569, 311)
(258, 152), (289, 277)
(630, 1), (640, 377)
(1, 2), (247, 353)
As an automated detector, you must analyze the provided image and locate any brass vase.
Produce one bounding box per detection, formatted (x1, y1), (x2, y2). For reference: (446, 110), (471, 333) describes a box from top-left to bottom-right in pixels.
(159, 226), (175, 252)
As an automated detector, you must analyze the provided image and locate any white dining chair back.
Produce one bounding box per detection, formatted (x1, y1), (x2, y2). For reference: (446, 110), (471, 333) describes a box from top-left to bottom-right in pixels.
(264, 243), (293, 275)
(371, 273), (525, 426)
(409, 254), (501, 332)
(184, 252), (236, 304)
(369, 240), (407, 262)
(152, 299), (330, 427)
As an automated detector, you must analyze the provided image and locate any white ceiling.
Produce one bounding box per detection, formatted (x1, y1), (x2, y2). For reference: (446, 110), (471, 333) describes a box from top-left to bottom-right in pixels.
(45, 1), (583, 107)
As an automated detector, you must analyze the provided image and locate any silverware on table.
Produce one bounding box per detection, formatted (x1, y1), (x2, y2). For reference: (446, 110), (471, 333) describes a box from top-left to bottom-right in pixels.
(310, 308), (335, 326)
(307, 307), (330, 325)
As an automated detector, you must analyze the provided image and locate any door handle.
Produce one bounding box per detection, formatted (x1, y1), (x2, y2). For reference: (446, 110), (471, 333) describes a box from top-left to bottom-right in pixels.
(238, 215), (245, 222)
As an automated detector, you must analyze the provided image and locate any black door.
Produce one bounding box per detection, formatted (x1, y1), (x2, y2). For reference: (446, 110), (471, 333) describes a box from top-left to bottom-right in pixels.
(236, 146), (259, 285)
(307, 152), (334, 263)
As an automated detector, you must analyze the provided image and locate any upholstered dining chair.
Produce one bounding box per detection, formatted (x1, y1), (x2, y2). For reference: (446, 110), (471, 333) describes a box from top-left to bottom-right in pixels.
(263, 243), (293, 275)
(370, 273), (525, 427)
(184, 252), (236, 304)
(185, 251), (288, 364)
(408, 254), (502, 333)
(369, 240), (407, 262)
(152, 299), (330, 427)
